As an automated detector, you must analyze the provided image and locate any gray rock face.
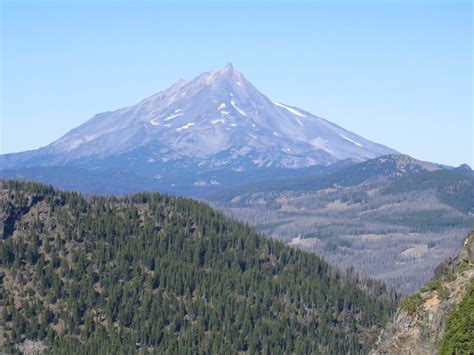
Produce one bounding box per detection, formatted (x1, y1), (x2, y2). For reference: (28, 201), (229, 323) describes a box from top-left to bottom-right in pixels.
(1, 64), (396, 172)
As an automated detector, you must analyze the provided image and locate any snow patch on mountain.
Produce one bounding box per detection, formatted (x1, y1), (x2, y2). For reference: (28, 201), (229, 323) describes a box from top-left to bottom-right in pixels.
(273, 101), (307, 118)
(164, 113), (183, 121)
(310, 137), (333, 154)
(150, 116), (163, 126)
(175, 123), (195, 132)
(340, 134), (363, 147)
(230, 100), (247, 116)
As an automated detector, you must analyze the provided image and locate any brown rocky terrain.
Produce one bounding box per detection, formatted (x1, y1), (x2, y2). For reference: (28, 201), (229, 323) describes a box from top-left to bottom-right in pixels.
(370, 231), (474, 354)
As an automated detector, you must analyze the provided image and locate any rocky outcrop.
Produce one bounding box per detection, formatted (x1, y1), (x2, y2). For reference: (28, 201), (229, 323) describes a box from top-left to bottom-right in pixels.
(0, 193), (43, 239)
(370, 231), (474, 354)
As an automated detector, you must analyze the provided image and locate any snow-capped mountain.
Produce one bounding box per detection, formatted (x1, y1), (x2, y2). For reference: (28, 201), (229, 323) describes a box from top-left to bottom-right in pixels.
(1, 64), (397, 194)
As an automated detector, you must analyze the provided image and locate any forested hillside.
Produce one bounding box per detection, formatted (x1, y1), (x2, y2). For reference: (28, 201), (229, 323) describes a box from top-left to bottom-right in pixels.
(0, 180), (396, 354)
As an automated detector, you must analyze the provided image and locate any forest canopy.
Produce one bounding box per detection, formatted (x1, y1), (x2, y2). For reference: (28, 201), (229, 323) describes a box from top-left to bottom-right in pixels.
(0, 180), (396, 353)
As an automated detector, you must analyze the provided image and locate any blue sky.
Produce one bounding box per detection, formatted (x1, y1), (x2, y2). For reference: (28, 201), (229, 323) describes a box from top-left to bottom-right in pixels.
(1, 0), (472, 166)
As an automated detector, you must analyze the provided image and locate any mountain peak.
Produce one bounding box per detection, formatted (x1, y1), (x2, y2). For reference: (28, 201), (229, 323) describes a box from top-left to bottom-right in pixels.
(0, 65), (397, 181)
(215, 62), (241, 80)
(372, 154), (440, 174)
(193, 63), (244, 88)
(453, 163), (474, 177)
(456, 163), (472, 172)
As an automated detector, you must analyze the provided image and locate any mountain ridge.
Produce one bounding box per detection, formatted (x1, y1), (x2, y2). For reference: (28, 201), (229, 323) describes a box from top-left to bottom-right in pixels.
(211, 154), (444, 202)
(0, 179), (397, 353)
(211, 155), (474, 295)
(1, 64), (396, 194)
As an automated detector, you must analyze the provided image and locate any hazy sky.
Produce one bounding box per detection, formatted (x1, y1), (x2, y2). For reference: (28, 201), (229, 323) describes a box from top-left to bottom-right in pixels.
(1, 0), (472, 166)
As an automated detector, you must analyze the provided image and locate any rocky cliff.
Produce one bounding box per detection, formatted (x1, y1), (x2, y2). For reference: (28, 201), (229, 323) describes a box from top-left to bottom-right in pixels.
(370, 231), (474, 354)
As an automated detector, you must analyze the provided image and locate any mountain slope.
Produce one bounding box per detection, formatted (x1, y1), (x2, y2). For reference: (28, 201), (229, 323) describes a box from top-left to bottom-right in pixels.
(211, 156), (474, 294)
(371, 231), (474, 354)
(0, 64), (396, 194)
(0, 179), (397, 353)
(212, 154), (442, 202)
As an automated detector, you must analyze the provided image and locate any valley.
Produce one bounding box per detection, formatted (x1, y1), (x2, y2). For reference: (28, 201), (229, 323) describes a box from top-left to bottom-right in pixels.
(211, 157), (474, 294)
